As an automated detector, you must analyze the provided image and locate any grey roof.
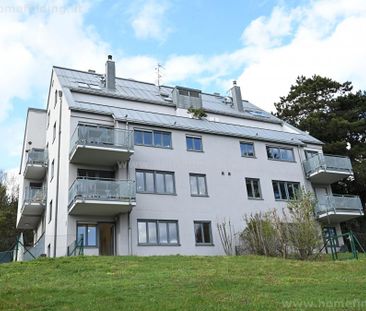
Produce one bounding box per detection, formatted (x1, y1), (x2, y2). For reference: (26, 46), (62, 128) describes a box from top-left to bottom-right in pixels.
(71, 100), (322, 146)
(54, 66), (282, 124)
(53, 66), (322, 146)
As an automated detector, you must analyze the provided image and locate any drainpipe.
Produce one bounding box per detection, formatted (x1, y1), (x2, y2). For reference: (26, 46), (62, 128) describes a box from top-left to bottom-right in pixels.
(53, 90), (63, 258)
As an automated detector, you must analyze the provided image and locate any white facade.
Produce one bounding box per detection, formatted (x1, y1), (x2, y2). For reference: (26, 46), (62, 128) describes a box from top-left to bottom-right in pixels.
(16, 57), (364, 258)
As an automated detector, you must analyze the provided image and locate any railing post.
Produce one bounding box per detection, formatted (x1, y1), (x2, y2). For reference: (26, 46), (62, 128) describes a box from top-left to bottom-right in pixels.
(15, 236), (19, 262)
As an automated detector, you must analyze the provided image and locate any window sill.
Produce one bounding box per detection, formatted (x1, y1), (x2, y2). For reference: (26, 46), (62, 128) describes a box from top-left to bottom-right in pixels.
(187, 149), (204, 153)
(241, 155), (256, 159)
(135, 144), (173, 150)
(248, 197), (264, 201)
(195, 243), (214, 247)
(138, 243), (181, 247)
(191, 194), (209, 198)
(137, 192), (177, 196)
(267, 158), (296, 163)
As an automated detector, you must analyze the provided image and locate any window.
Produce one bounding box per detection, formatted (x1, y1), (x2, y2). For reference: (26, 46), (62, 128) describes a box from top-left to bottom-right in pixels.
(54, 90), (57, 108)
(272, 180), (300, 200)
(53, 122), (56, 143)
(189, 174), (208, 196)
(194, 221), (213, 245)
(48, 200), (52, 223)
(77, 224), (97, 247)
(50, 159), (54, 180)
(77, 169), (114, 179)
(47, 111), (50, 128)
(134, 129), (171, 148)
(266, 146), (294, 162)
(240, 142), (255, 157)
(186, 135), (203, 152)
(305, 150), (319, 160)
(245, 178), (262, 199)
(136, 170), (175, 194)
(138, 220), (179, 245)
(178, 88), (200, 98)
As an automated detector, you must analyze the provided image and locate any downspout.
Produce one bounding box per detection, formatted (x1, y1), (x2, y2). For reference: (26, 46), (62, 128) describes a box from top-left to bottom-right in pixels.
(53, 90), (63, 258)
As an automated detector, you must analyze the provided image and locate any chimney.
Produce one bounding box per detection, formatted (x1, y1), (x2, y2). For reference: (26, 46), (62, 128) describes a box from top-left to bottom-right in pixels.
(105, 55), (116, 90)
(230, 80), (243, 112)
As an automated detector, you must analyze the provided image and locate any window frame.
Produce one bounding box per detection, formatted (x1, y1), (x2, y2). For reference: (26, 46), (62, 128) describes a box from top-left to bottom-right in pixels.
(136, 169), (176, 195)
(48, 200), (52, 223)
(194, 221), (213, 246)
(134, 128), (172, 149)
(76, 223), (97, 247)
(272, 180), (300, 201)
(245, 178), (262, 200)
(266, 145), (295, 162)
(189, 173), (208, 197)
(137, 219), (180, 246)
(50, 159), (55, 181)
(305, 150), (319, 160)
(52, 122), (57, 143)
(186, 135), (203, 152)
(240, 141), (255, 158)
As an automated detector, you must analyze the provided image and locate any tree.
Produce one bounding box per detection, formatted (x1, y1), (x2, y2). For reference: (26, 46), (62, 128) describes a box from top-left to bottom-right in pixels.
(274, 75), (366, 204)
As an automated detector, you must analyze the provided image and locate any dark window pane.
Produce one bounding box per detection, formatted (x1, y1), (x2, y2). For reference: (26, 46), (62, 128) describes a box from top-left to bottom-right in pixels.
(168, 223), (178, 244)
(138, 222), (147, 243)
(148, 222), (157, 243)
(136, 171), (145, 192)
(159, 222), (168, 244)
(279, 182), (287, 199)
(246, 179), (253, 197)
(186, 137), (194, 150)
(155, 173), (165, 193)
(145, 172), (154, 192)
(162, 132), (171, 147)
(194, 138), (202, 151)
(273, 182), (280, 200)
(194, 223), (203, 243)
(165, 174), (174, 194)
(154, 131), (162, 146)
(253, 180), (260, 198)
(288, 184), (295, 199)
(77, 225), (86, 242)
(143, 131), (153, 145)
(190, 175), (198, 195)
(87, 226), (97, 246)
(197, 176), (207, 195)
(203, 223), (211, 243)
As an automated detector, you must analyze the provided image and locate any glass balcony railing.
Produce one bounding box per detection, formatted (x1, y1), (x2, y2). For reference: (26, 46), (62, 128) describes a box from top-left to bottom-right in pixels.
(303, 154), (353, 177)
(26, 149), (48, 166)
(68, 178), (136, 207)
(70, 125), (134, 154)
(316, 195), (363, 215)
(21, 187), (46, 215)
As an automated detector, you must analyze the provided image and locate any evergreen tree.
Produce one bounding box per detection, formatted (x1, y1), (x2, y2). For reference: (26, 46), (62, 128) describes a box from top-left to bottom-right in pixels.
(275, 75), (366, 203)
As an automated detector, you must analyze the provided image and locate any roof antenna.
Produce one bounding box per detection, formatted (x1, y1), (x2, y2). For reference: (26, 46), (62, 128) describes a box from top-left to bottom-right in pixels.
(155, 63), (164, 90)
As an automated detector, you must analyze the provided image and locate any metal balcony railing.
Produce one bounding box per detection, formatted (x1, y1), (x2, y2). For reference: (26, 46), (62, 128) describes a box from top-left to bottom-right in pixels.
(68, 178), (136, 207)
(316, 194), (364, 215)
(26, 149), (48, 166)
(303, 154), (353, 177)
(70, 125), (134, 154)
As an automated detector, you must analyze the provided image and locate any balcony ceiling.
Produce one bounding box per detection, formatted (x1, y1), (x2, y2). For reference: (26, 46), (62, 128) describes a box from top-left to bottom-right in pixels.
(70, 145), (133, 166)
(317, 211), (364, 223)
(24, 165), (47, 180)
(68, 199), (135, 216)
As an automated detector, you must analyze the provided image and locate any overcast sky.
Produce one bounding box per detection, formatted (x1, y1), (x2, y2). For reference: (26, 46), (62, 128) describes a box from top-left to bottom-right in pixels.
(1, 0), (366, 171)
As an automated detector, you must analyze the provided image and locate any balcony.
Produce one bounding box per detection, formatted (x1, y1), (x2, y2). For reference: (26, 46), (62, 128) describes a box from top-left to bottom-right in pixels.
(69, 125), (134, 166)
(68, 178), (136, 216)
(303, 154), (353, 184)
(17, 187), (46, 230)
(24, 149), (48, 180)
(316, 195), (364, 222)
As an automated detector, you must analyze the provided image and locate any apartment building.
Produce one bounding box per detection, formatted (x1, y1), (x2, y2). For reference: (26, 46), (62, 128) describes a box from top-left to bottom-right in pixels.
(16, 56), (364, 258)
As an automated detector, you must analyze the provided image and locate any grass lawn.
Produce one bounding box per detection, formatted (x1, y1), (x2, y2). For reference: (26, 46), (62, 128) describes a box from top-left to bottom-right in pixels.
(1, 255), (366, 310)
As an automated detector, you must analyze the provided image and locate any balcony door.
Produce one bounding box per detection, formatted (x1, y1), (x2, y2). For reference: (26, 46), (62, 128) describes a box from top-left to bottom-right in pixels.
(99, 223), (115, 256)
